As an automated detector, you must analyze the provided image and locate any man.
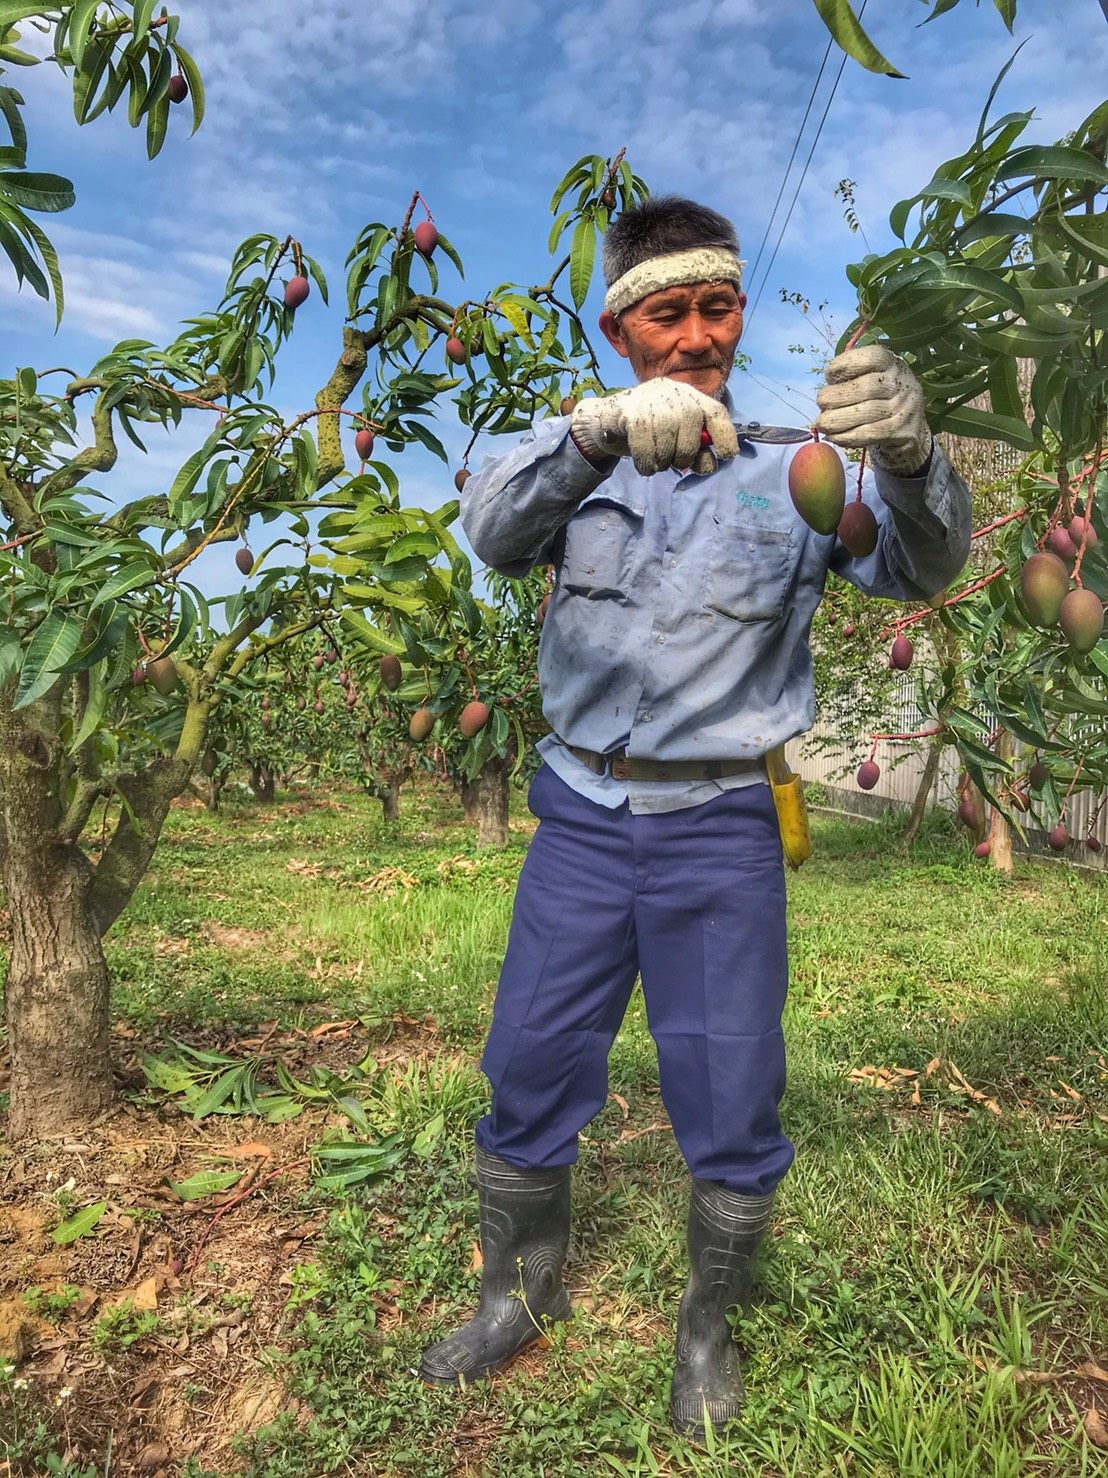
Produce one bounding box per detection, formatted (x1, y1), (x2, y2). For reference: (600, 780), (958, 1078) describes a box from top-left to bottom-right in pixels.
(420, 197), (971, 1438)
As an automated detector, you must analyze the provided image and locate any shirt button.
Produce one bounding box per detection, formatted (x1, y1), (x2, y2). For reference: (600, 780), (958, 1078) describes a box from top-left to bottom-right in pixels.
(641, 712), (653, 722)
(669, 559), (679, 569)
(656, 634), (666, 643)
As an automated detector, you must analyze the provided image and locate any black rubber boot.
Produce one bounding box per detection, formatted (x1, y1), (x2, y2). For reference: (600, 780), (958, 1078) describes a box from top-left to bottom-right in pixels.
(419, 1147), (572, 1386)
(669, 1181), (774, 1440)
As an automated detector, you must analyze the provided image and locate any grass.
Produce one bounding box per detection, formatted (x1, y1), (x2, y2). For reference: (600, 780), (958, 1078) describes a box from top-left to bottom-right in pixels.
(5, 778), (1108, 1475)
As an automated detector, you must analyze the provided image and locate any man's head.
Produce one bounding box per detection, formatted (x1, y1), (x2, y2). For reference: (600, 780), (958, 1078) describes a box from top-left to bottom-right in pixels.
(599, 197), (747, 400)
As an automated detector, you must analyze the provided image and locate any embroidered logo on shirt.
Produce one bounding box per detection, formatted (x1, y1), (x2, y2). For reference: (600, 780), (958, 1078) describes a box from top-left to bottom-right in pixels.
(736, 491), (771, 511)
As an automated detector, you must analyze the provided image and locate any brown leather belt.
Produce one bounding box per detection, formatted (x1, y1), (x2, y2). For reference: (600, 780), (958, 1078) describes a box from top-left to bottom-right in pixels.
(566, 744), (766, 782)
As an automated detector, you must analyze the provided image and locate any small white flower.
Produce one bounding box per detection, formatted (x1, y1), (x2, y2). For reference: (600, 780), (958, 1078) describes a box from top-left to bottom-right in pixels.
(13, 1377), (28, 1391)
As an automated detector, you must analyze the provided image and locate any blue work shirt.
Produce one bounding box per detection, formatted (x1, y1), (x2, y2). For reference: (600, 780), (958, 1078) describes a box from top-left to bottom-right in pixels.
(461, 391), (972, 814)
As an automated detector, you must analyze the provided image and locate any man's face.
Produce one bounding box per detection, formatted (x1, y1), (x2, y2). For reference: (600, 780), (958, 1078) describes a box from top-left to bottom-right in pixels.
(599, 280), (748, 399)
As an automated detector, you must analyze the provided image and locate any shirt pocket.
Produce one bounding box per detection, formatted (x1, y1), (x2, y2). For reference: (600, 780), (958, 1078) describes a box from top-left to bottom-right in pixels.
(704, 518), (795, 622)
(559, 500), (640, 601)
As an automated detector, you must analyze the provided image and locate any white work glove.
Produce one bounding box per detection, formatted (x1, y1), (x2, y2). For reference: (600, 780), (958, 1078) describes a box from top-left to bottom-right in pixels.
(571, 378), (740, 477)
(815, 344), (933, 475)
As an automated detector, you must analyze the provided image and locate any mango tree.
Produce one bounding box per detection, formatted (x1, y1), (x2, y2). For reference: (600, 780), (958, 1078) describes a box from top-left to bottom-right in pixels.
(2, 79), (649, 1139)
(818, 19), (1108, 867)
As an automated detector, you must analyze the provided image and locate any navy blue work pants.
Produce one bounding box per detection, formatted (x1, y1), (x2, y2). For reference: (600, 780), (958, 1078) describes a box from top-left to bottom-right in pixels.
(475, 764), (795, 1196)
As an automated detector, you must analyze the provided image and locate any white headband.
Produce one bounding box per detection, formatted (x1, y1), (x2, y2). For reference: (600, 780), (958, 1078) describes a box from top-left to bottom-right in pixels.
(604, 246), (746, 316)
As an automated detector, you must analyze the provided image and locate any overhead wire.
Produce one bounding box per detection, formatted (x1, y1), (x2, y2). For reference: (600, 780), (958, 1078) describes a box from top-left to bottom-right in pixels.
(743, 30), (837, 298)
(745, 0), (869, 326)
(738, 369), (817, 423)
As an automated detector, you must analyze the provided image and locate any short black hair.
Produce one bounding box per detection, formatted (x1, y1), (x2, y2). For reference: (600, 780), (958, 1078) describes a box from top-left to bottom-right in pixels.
(602, 196), (739, 288)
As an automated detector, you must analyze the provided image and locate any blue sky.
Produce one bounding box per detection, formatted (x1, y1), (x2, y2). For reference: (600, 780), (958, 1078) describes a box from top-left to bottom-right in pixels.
(3, 0), (1106, 599)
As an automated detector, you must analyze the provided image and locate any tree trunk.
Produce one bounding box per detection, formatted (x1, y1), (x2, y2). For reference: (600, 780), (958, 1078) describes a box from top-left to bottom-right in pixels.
(988, 804), (1014, 875)
(3, 852), (114, 1140)
(0, 697), (115, 1140)
(989, 731), (1015, 875)
(904, 731), (945, 845)
(205, 774), (224, 813)
(461, 755), (510, 849)
(249, 761), (276, 803)
(307, 759), (321, 784)
(381, 780), (401, 822)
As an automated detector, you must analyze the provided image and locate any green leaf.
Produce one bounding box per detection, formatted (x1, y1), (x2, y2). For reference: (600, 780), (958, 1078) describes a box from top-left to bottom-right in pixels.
(0, 209), (49, 297)
(53, 1201), (108, 1245)
(0, 82), (27, 160)
(68, 661), (108, 751)
(918, 177), (973, 207)
(987, 354), (1023, 424)
(14, 610), (83, 709)
(1053, 211), (1108, 271)
(339, 609), (407, 656)
(411, 1112), (444, 1158)
(954, 211), (1034, 249)
(991, 0), (1016, 30)
(188, 1065), (248, 1118)
(569, 216), (595, 310)
(405, 418), (448, 462)
(167, 1168), (243, 1201)
(145, 90), (169, 160)
(67, 0), (101, 70)
(934, 404), (1035, 449)
(131, 0), (157, 44)
(172, 42), (205, 135)
(385, 530), (438, 563)
(812, 0), (906, 77)
(914, 263), (1023, 313)
(994, 145), (1108, 188)
(921, 0), (962, 22)
(499, 296), (535, 347)
(974, 41), (1029, 147)
(89, 558), (155, 610)
(0, 170), (75, 212)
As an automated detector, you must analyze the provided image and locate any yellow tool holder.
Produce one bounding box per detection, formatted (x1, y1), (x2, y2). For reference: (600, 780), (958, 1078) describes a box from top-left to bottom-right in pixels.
(765, 744), (812, 870)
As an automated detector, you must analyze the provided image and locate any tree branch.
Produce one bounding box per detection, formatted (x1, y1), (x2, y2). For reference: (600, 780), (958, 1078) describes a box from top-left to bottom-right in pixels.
(39, 387), (119, 499)
(87, 755), (191, 935)
(0, 465), (38, 535)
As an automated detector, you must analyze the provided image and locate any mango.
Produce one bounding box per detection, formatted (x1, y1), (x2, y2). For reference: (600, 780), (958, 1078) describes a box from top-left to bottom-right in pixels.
(856, 759), (880, 791)
(284, 275), (310, 310)
(1059, 587), (1104, 653)
(459, 700), (490, 738)
(1020, 552), (1069, 626)
(788, 441), (845, 535)
(409, 707), (435, 742)
(837, 500), (878, 557)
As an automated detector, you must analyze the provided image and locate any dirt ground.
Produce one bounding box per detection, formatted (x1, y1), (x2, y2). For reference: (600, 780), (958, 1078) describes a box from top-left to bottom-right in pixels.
(0, 1014), (440, 1476)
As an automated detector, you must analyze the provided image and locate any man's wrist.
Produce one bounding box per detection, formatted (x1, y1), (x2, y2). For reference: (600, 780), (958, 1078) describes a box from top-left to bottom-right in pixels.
(570, 425), (620, 472)
(873, 432), (934, 479)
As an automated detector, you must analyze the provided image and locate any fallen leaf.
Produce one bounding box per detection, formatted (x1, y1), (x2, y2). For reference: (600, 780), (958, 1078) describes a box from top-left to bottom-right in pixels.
(123, 1276), (159, 1314)
(222, 1141), (273, 1160)
(1084, 1408), (1108, 1448)
(1079, 1361), (1108, 1384)
(308, 1020), (356, 1038)
(1058, 1079), (1083, 1102)
(609, 1093), (629, 1120)
(70, 1288), (99, 1321)
(470, 1240), (483, 1273)
(135, 1440), (170, 1469)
